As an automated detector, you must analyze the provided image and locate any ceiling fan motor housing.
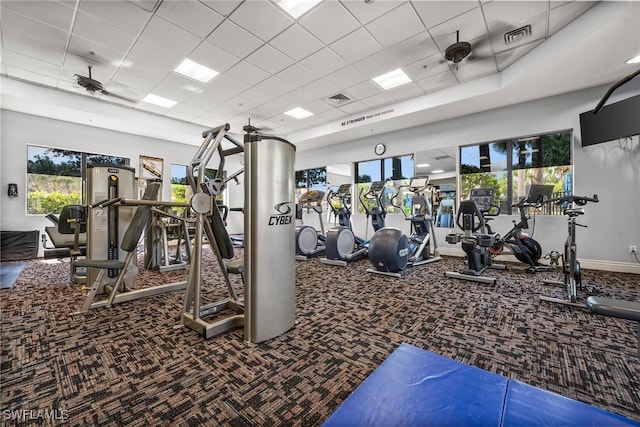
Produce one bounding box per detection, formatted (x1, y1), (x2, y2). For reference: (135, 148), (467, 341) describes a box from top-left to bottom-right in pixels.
(445, 41), (472, 63)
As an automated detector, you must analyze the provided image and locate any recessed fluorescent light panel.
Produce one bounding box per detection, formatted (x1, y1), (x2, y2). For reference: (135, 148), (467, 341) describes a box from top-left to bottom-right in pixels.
(274, 0), (321, 18)
(416, 163), (430, 168)
(174, 59), (218, 83)
(142, 94), (177, 108)
(431, 169), (445, 174)
(372, 68), (412, 90)
(626, 55), (640, 65)
(285, 107), (313, 119)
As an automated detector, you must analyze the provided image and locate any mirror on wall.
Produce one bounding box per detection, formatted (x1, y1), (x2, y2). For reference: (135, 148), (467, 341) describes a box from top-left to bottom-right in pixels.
(414, 147), (458, 227)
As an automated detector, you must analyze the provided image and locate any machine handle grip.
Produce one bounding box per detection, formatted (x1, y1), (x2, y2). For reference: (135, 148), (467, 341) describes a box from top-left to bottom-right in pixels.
(91, 197), (122, 208)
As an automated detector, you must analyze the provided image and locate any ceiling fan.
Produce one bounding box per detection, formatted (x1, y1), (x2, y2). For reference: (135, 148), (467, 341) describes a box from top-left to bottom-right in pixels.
(73, 66), (136, 102)
(445, 30), (472, 67)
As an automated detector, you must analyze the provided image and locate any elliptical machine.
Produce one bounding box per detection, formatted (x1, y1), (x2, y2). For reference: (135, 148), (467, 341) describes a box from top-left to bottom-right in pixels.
(367, 176), (441, 277)
(445, 188), (506, 285)
(359, 180), (387, 234)
(321, 184), (368, 267)
(295, 190), (326, 260)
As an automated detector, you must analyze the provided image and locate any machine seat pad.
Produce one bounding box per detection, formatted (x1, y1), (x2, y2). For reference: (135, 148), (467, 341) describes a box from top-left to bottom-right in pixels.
(73, 259), (126, 270)
(45, 226), (87, 248)
(226, 259), (244, 275)
(586, 296), (640, 322)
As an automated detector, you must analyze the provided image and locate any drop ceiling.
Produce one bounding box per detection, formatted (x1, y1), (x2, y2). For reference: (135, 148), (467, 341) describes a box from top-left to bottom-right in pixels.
(1, 0), (639, 150)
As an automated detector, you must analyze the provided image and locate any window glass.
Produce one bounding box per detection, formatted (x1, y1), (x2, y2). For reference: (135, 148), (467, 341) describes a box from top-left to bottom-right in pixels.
(355, 155), (414, 214)
(27, 145), (130, 215)
(460, 131), (571, 214)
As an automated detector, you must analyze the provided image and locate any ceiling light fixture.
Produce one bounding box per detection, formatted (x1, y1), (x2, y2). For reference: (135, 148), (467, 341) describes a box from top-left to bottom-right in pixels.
(274, 0), (322, 18)
(625, 55), (640, 65)
(285, 107), (313, 119)
(142, 94), (177, 108)
(416, 163), (430, 167)
(174, 59), (218, 83)
(431, 169), (445, 174)
(372, 68), (412, 90)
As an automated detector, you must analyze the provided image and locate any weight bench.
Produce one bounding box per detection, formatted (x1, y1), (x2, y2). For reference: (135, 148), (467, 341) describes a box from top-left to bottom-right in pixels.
(586, 296), (640, 353)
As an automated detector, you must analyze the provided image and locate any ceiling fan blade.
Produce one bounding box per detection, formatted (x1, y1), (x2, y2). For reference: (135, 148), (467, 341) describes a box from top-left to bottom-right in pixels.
(100, 89), (136, 103)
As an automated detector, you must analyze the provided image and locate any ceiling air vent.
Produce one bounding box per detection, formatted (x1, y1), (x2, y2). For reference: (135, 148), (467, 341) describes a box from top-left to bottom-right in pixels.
(434, 155), (451, 160)
(328, 93), (352, 106)
(504, 25), (532, 45)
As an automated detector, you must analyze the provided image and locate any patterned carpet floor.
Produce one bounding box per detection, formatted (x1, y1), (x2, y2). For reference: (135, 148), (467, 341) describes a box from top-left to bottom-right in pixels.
(1, 249), (639, 426)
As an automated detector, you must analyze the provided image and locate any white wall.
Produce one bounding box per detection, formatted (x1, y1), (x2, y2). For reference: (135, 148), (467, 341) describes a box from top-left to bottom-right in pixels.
(296, 85), (640, 270)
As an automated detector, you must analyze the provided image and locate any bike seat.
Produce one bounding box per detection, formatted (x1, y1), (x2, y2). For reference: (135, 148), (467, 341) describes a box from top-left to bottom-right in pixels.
(564, 208), (584, 216)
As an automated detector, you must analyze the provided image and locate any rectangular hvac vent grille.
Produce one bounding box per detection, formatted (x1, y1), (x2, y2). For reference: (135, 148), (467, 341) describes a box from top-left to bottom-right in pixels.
(504, 25), (532, 45)
(434, 155), (451, 160)
(329, 93), (351, 104)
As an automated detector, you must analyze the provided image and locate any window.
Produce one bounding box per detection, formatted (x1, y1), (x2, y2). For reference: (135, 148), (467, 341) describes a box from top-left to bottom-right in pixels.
(172, 163), (227, 206)
(296, 167), (327, 192)
(355, 154), (414, 214)
(26, 146), (129, 215)
(460, 131), (571, 214)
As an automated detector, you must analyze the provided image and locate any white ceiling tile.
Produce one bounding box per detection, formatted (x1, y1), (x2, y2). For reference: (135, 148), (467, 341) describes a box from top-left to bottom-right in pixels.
(1, 0), (74, 32)
(202, 74), (250, 103)
(299, 1), (360, 45)
(367, 3), (425, 48)
(189, 41), (241, 74)
(455, 56), (497, 82)
(170, 101), (207, 117)
(137, 102), (173, 115)
(73, 10), (139, 52)
(403, 53), (450, 81)
(352, 50), (400, 78)
(238, 86), (276, 106)
(301, 99), (334, 114)
(269, 24), (324, 61)
(156, 0), (224, 39)
(387, 82), (425, 102)
(300, 48), (348, 77)
(386, 32), (439, 66)
(246, 44), (295, 74)
(227, 61), (271, 86)
(5, 64), (59, 86)
(277, 63), (319, 88)
(126, 39), (179, 81)
(228, 1), (293, 42)
(413, 1), (479, 29)
(429, 6), (488, 53)
(141, 16), (202, 56)
(338, 100), (369, 115)
(112, 68), (158, 92)
(2, 29), (66, 66)
(324, 66), (368, 90)
(256, 75), (295, 97)
(149, 82), (192, 103)
(159, 72), (206, 93)
(165, 110), (200, 123)
(75, 0), (151, 34)
(3, 50), (61, 78)
(67, 35), (128, 69)
(483, 1), (549, 34)
(345, 80), (381, 100)
(330, 28), (382, 63)
(340, 0), (402, 25)
(319, 108), (348, 121)
(362, 91), (396, 109)
(206, 19), (263, 58)
(198, 0), (243, 17)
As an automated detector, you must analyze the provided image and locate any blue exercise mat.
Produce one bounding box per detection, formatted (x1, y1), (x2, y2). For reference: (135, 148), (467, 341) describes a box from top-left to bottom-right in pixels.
(0, 262), (27, 289)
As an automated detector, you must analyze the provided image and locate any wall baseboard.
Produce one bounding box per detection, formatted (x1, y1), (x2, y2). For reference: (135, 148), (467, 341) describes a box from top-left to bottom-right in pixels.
(438, 247), (640, 274)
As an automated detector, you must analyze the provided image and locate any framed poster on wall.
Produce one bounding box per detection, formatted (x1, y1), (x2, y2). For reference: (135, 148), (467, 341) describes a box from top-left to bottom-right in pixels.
(139, 155), (163, 198)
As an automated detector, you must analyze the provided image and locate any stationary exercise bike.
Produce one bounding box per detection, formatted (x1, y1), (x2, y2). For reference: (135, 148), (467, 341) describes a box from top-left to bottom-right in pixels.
(295, 190), (326, 260)
(488, 184), (554, 273)
(367, 176), (441, 277)
(321, 184), (368, 267)
(445, 188), (506, 285)
(540, 194), (599, 306)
